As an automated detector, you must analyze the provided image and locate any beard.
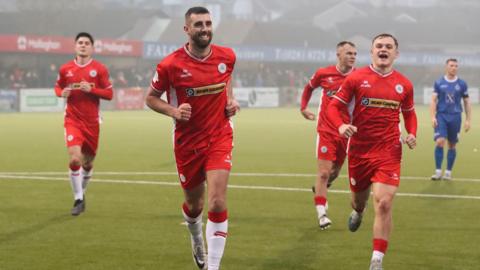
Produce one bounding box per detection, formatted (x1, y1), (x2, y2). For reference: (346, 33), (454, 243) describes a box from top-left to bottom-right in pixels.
(192, 31), (213, 49)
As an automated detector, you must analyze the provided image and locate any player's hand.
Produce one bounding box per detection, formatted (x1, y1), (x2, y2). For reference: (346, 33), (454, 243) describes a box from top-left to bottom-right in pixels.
(338, 124), (357, 138)
(431, 117), (438, 128)
(173, 103), (192, 121)
(225, 99), (240, 117)
(79, 81), (92, 92)
(61, 87), (72, 98)
(464, 120), (470, 132)
(404, 133), (416, 149)
(301, 109), (316, 121)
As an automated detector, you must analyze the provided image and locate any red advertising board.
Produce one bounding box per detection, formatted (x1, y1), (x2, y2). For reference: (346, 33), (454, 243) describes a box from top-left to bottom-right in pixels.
(0, 34), (142, 57)
(115, 87), (145, 110)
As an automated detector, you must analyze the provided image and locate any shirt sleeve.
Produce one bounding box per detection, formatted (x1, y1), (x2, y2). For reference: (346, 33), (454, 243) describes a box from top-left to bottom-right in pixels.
(462, 80), (469, 98)
(333, 76), (355, 105)
(89, 66), (113, 100)
(151, 62), (169, 93)
(401, 83), (415, 112)
(54, 69), (65, 97)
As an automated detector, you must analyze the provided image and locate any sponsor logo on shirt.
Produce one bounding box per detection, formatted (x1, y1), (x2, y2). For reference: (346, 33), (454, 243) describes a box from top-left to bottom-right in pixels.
(70, 82), (95, 90)
(361, 97), (400, 109)
(186, 82), (226, 97)
(360, 80), (371, 88)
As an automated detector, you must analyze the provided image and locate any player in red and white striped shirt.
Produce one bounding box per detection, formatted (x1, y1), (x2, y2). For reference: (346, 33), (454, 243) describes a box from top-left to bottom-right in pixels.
(327, 33), (417, 270)
(300, 41), (357, 229)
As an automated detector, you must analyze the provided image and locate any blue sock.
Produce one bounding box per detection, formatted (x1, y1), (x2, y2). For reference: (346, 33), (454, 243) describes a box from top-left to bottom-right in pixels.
(434, 146), (444, 170)
(447, 149), (457, 171)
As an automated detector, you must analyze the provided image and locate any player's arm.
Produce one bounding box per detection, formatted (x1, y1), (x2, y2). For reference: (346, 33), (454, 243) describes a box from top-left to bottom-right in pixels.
(225, 78), (240, 117)
(80, 68), (113, 100)
(54, 69), (71, 98)
(402, 85), (417, 149)
(145, 86), (191, 121)
(300, 76), (316, 120)
(430, 82), (439, 128)
(326, 79), (357, 138)
(463, 96), (471, 132)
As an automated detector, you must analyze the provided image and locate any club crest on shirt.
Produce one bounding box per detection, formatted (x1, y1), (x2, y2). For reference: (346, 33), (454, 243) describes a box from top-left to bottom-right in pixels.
(218, 63), (227, 74)
(179, 174), (186, 183)
(89, 70), (97, 77)
(67, 135), (74, 142)
(186, 82), (226, 97)
(395, 84), (404, 94)
(455, 84), (461, 91)
(321, 146), (328, 153)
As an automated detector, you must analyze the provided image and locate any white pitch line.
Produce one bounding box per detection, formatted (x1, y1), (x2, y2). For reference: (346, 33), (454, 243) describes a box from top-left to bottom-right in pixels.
(1, 171), (480, 183)
(1, 174), (480, 200)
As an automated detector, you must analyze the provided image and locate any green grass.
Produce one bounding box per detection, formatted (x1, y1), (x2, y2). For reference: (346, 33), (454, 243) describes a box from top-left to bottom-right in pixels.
(0, 106), (479, 269)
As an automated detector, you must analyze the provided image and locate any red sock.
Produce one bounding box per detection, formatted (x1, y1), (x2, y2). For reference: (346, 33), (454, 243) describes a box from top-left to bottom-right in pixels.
(69, 164), (80, 171)
(314, 196), (327, 206)
(208, 210), (228, 223)
(373, 238), (388, 254)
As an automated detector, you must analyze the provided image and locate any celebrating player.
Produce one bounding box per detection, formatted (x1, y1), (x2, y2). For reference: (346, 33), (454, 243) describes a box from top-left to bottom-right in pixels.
(54, 32), (113, 216)
(300, 41), (356, 229)
(327, 33), (417, 270)
(430, 58), (471, 181)
(145, 7), (239, 270)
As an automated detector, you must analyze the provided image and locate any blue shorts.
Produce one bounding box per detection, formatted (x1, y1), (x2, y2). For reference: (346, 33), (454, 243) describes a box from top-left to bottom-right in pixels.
(434, 113), (461, 143)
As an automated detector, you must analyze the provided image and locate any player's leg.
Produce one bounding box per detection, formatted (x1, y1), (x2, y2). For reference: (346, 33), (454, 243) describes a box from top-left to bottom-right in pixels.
(370, 182), (397, 268)
(81, 153), (95, 193)
(444, 114), (461, 180)
(183, 182), (207, 270)
(432, 114), (447, 180)
(67, 145), (85, 216)
(206, 169), (229, 270)
(177, 150), (207, 270)
(348, 187), (370, 232)
(314, 158), (333, 229)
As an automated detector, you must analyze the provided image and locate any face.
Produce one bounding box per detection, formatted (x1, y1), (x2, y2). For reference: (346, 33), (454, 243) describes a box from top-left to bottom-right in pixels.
(184, 13), (213, 49)
(75, 37), (93, 58)
(371, 36), (398, 69)
(337, 44), (357, 69)
(445, 61), (458, 77)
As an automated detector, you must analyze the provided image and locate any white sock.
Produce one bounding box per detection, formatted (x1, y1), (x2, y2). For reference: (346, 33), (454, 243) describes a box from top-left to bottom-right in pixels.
(316, 205), (327, 217)
(206, 219), (228, 270)
(182, 207), (203, 240)
(444, 170), (452, 177)
(81, 168), (93, 193)
(372, 250), (384, 261)
(69, 169), (83, 200)
(435, 169), (442, 177)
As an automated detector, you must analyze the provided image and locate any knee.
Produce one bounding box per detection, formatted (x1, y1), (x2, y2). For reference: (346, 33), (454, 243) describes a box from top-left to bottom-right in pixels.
(435, 139), (446, 148)
(375, 197), (393, 216)
(329, 169), (339, 182)
(69, 156), (82, 167)
(208, 197), (226, 212)
(185, 198), (204, 214)
(318, 170), (330, 182)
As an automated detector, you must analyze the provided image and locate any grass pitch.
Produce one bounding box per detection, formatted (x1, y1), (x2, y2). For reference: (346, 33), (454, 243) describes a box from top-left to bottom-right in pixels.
(0, 106), (479, 270)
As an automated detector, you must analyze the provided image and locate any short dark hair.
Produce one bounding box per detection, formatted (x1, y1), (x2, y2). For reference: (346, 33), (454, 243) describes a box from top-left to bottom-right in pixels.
(372, 33), (398, 48)
(75, 32), (94, 44)
(337, 41), (355, 48)
(446, 58), (458, 64)
(185, 6), (210, 21)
